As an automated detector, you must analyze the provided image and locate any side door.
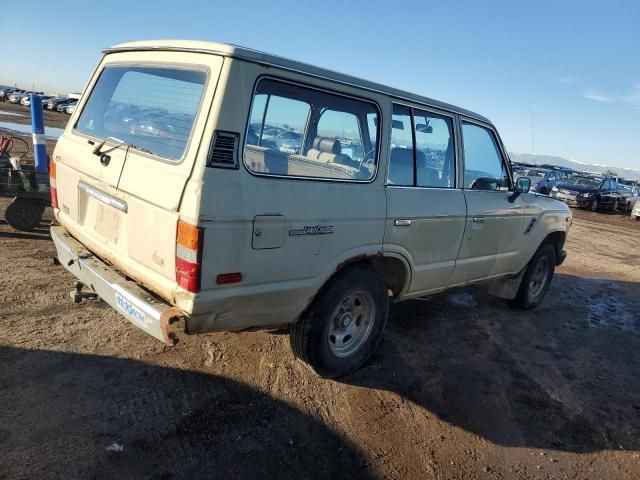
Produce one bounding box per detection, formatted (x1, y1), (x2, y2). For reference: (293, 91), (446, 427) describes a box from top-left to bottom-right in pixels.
(383, 104), (467, 295)
(449, 119), (525, 284)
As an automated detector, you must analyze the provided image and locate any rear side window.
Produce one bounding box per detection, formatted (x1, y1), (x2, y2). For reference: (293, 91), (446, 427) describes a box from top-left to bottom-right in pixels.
(461, 122), (510, 191)
(75, 66), (207, 161)
(388, 104), (455, 188)
(245, 78), (380, 181)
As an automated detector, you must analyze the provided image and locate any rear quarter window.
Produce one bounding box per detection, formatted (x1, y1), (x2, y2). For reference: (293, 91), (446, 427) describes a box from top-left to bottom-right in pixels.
(75, 66), (207, 161)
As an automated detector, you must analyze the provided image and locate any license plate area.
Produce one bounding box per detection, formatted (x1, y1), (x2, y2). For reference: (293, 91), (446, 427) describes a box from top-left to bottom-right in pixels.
(77, 181), (127, 247)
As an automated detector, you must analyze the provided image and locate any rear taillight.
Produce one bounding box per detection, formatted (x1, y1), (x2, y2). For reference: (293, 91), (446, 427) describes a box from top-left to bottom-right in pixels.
(49, 160), (58, 209)
(176, 220), (203, 293)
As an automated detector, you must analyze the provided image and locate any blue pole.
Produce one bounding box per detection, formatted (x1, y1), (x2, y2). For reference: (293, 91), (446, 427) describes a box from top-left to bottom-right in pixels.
(30, 94), (49, 190)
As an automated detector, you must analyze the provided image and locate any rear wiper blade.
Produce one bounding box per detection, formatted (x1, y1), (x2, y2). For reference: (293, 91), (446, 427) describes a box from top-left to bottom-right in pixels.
(92, 136), (127, 156)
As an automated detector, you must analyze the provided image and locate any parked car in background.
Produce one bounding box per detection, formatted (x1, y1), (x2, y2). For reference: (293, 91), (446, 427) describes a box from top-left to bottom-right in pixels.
(64, 102), (78, 114)
(12, 91), (43, 104)
(260, 129), (304, 153)
(8, 91), (28, 103)
(47, 97), (70, 110)
(57, 101), (76, 112)
(535, 170), (567, 195)
(513, 167), (549, 189)
(20, 95), (51, 107)
(0, 88), (21, 101)
(620, 185), (639, 212)
(551, 175), (624, 212)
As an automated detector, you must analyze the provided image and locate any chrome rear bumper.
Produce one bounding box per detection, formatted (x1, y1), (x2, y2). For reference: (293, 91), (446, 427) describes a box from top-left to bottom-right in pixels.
(50, 225), (183, 344)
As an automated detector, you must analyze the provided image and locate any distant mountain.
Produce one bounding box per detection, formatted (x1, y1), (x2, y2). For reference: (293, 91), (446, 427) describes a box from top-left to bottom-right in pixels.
(509, 152), (640, 180)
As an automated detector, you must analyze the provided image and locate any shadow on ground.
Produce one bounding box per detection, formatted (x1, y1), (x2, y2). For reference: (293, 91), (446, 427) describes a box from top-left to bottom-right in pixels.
(343, 273), (640, 454)
(0, 218), (51, 240)
(0, 347), (374, 480)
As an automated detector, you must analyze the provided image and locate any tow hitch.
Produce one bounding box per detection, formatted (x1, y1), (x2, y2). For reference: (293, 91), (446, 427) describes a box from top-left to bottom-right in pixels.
(70, 281), (98, 303)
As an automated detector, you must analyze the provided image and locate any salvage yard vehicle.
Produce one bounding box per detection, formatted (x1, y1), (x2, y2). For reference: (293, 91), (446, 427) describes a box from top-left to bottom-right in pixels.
(50, 40), (572, 377)
(551, 174), (624, 212)
(621, 185), (639, 213)
(535, 170), (566, 195)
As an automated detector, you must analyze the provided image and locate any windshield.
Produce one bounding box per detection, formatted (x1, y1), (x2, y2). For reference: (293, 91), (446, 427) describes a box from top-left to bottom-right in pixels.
(567, 175), (601, 187)
(75, 66), (207, 161)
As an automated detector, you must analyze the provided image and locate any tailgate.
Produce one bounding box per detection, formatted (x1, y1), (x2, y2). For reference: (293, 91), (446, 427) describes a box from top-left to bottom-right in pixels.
(53, 50), (223, 301)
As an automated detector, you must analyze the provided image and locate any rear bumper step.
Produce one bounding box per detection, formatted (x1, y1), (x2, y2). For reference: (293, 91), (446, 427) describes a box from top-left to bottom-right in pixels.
(50, 225), (184, 344)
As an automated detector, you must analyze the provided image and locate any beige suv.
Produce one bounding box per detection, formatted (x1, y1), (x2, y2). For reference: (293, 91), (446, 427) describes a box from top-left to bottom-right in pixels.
(50, 40), (572, 377)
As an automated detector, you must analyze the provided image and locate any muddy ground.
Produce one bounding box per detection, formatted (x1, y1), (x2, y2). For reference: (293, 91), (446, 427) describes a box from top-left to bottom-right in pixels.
(1, 102), (640, 479)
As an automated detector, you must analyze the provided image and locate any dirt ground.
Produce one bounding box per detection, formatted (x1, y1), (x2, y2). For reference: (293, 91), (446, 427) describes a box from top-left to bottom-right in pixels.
(1, 103), (640, 479)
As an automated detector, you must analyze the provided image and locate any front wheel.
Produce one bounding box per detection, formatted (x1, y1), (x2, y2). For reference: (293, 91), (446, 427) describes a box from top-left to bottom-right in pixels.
(590, 198), (599, 212)
(290, 266), (389, 378)
(510, 244), (556, 310)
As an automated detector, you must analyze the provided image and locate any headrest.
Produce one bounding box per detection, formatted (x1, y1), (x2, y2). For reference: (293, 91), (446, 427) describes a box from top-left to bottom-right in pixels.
(313, 136), (341, 154)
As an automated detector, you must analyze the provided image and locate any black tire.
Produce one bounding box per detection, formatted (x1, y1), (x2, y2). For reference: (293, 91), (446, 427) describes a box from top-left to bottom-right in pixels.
(612, 199), (619, 213)
(4, 198), (43, 231)
(510, 244), (556, 310)
(590, 198), (599, 212)
(290, 266), (389, 378)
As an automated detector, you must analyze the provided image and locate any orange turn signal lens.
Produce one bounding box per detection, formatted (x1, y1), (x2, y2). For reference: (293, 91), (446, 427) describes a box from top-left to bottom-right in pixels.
(177, 220), (201, 250)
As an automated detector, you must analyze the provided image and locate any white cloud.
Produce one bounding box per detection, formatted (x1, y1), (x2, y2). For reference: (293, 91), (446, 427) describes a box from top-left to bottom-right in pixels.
(583, 84), (640, 108)
(583, 89), (613, 102)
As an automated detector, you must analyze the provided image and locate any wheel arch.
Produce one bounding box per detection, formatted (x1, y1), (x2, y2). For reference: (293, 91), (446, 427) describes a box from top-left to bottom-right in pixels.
(541, 230), (566, 265)
(312, 251), (411, 308)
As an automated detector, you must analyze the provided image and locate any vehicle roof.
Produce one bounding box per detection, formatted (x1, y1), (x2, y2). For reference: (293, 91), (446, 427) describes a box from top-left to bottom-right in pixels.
(106, 40), (492, 124)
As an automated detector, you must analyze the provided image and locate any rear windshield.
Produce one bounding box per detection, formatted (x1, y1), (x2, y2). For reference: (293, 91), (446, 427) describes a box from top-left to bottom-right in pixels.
(75, 66), (207, 161)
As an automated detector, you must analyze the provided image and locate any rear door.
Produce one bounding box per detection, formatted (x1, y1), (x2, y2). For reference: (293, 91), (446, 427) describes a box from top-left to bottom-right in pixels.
(450, 119), (525, 284)
(383, 104), (466, 294)
(54, 51), (222, 299)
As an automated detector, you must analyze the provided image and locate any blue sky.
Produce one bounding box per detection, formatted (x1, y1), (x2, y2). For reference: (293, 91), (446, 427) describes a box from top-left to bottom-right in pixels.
(1, 0), (638, 169)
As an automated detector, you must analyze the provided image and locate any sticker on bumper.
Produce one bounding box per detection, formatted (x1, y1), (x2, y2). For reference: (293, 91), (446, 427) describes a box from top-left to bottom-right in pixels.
(115, 292), (148, 329)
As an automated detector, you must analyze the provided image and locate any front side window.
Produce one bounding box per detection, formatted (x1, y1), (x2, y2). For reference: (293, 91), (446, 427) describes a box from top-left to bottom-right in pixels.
(245, 78), (380, 181)
(387, 104), (455, 188)
(75, 66), (207, 161)
(461, 122), (510, 191)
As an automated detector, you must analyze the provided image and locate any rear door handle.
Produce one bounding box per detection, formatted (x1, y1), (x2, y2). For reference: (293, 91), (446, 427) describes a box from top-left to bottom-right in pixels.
(472, 217), (485, 223)
(394, 219), (412, 227)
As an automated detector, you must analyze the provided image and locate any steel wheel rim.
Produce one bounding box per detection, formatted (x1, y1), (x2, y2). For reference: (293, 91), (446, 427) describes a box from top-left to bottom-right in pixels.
(327, 290), (375, 358)
(528, 256), (550, 300)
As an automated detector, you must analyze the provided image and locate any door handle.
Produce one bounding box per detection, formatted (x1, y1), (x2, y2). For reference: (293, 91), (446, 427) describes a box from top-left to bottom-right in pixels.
(472, 217), (485, 223)
(394, 219), (412, 227)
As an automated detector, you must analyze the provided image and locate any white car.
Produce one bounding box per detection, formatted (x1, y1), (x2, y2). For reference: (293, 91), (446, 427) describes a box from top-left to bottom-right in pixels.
(8, 91), (27, 103)
(64, 103), (77, 114)
(632, 202), (640, 220)
(51, 40), (572, 378)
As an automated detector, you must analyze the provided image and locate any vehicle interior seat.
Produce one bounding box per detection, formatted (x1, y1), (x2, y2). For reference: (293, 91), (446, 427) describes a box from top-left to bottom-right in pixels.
(306, 136), (354, 167)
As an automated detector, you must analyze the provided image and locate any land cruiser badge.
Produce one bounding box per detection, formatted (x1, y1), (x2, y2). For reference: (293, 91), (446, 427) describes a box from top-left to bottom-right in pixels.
(289, 225), (335, 236)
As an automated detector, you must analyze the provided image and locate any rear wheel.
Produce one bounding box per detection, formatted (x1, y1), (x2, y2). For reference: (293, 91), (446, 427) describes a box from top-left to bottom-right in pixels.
(510, 244), (556, 310)
(4, 198), (43, 231)
(290, 267), (389, 378)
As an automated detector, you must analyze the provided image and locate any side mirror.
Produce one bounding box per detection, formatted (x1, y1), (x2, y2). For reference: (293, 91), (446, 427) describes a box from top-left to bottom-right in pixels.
(509, 177), (531, 203)
(516, 177), (531, 194)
